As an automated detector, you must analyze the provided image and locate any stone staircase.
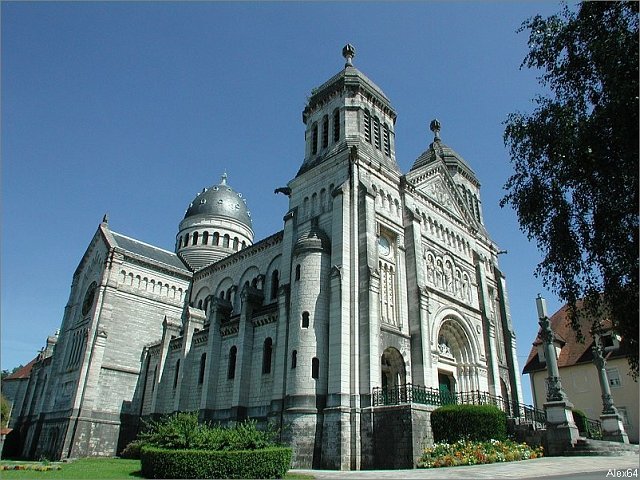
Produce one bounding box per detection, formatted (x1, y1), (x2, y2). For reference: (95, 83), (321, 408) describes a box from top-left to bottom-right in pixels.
(565, 438), (640, 456)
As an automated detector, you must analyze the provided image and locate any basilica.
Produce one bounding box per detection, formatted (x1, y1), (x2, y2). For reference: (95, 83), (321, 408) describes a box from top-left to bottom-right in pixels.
(6, 45), (523, 469)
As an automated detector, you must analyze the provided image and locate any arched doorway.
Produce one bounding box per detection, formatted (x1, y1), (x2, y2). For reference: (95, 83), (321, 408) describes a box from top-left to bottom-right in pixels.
(435, 318), (479, 393)
(381, 347), (406, 390)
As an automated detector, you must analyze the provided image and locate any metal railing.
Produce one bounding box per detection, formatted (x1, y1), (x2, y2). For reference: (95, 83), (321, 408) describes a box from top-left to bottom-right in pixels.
(371, 383), (546, 424)
(582, 417), (603, 440)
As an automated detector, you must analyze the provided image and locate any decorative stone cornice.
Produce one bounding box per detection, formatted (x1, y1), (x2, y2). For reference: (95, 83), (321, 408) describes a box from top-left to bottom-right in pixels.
(220, 319), (240, 337)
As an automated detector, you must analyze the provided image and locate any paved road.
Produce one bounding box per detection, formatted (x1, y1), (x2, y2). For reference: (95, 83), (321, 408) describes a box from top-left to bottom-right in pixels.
(291, 454), (639, 479)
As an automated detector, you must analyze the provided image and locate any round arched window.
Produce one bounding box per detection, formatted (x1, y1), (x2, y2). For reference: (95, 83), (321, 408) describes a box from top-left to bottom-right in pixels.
(82, 281), (98, 316)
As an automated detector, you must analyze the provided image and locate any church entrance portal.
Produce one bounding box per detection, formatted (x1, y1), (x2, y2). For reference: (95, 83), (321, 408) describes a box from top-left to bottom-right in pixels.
(438, 371), (455, 404)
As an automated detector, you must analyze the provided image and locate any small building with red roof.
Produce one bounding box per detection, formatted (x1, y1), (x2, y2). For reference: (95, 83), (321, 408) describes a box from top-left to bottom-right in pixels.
(522, 301), (638, 443)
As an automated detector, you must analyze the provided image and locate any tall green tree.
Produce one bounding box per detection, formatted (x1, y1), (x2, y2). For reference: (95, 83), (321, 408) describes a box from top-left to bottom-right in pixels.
(503, 2), (638, 377)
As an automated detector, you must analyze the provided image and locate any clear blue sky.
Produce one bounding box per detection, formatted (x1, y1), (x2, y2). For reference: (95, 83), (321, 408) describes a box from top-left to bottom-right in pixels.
(2, 1), (568, 405)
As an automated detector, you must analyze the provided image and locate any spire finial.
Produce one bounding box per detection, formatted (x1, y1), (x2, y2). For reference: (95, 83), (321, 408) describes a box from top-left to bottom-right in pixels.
(102, 213), (109, 225)
(220, 172), (228, 185)
(430, 118), (441, 142)
(342, 44), (355, 67)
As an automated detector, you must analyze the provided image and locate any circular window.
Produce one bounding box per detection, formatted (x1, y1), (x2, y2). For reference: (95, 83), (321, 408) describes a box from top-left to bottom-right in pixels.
(82, 281), (98, 316)
(378, 236), (391, 256)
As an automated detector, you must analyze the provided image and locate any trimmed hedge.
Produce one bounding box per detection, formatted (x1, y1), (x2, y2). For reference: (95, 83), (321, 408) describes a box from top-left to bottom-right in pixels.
(431, 404), (507, 443)
(572, 409), (588, 433)
(140, 445), (292, 479)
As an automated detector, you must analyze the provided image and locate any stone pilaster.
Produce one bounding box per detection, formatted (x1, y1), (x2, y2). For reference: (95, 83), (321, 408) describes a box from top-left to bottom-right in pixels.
(327, 185), (349, 401)
(200, 297), (231, 414)
(173, 306), (205, 411)
(495, 270), (524, 406)
(363, 186), (379, 395)
(475, 255), (500, 396)
(150, 316), (181, 413)
(231, 286), (262, 417)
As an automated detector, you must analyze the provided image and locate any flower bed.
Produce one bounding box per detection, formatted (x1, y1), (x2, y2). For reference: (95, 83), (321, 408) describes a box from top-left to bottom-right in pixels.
(418, 439), (543, 468)
(1, 464), (62, 471)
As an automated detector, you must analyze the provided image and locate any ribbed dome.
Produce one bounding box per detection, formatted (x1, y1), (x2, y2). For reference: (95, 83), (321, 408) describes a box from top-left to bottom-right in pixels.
(184, 174), (252, 229)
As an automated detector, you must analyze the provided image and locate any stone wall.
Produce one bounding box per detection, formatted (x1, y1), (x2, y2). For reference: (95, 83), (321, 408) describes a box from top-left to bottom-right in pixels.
(361, 404), (434, 469)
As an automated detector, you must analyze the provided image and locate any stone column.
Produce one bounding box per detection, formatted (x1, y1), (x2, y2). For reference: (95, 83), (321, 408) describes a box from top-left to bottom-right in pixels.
(592, 336), (629, 443)
(536, 295), (579, 455)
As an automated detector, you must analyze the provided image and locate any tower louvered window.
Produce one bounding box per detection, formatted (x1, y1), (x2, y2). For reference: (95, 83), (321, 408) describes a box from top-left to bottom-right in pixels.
(333, 109), (340, 142)
(364, 110), (371, 143)
(383, 124), (390, 156)
(373, 117), (381, 150)
(312, 123), (318, 154)
(322, 115), (329, 148)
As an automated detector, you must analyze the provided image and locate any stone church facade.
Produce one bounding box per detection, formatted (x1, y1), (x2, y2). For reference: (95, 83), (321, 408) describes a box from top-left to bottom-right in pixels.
(8, 46), (522, 469)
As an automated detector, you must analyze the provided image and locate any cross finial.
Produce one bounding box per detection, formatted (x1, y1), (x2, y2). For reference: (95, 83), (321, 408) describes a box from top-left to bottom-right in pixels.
(430, 119), (441, 142)
(342, 44), (355, 67)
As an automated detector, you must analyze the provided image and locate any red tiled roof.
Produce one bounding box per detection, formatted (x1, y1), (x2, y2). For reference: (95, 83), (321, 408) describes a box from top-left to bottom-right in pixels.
(522, 300), (624, 374)
(3, 357), (38, 380)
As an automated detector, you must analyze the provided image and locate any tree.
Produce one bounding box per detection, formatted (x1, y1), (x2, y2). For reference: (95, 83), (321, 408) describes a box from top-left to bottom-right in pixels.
(502, 2), (638, 377)
(1, 365), (23, 381)
(1, 394), (10, 428)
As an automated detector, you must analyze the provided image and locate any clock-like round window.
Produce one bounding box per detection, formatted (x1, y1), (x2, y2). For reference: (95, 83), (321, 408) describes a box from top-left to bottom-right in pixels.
(81, 281), (97, 316)
(378, 236), (391, 256)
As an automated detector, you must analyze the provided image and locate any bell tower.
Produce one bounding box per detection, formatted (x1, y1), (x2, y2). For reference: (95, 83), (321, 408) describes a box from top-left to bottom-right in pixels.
(297, 44), (399, 178)
(280, 45), (408, 469)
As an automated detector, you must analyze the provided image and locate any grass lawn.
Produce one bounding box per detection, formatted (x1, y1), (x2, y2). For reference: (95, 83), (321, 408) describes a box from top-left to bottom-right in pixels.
(0, 457), (314, 479)
(1, 458), (142, 478)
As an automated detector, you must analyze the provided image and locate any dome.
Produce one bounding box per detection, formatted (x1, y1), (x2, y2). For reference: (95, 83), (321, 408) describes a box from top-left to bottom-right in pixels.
(184, 173), (252, 229)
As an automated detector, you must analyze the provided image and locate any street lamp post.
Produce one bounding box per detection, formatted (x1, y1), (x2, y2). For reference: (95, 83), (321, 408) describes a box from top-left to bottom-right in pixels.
(535, 295), (580, 455)
(591, 334), (629, 443)
(536, 295), (567, 402)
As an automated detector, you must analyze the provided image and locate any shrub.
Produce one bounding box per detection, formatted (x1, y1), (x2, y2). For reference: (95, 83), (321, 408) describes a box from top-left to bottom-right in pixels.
(120, 439), (145, 459)
(140, 445), (292, 479)
(431, 404), (507, 443)
(135, 412), (279, 452)
(572, 409), (587, 433)
(572, 409), (603, 440)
